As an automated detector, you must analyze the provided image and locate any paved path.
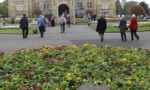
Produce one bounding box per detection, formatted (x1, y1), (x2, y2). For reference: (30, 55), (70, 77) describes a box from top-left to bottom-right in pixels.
(0, 25), (150, 52)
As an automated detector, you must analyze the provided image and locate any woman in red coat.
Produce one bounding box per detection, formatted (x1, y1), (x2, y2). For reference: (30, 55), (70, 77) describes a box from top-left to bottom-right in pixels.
(129, 14), (139, 41)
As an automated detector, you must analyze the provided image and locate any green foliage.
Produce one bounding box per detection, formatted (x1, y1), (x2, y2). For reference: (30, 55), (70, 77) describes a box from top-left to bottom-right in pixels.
(70, 18), (91, 24)
(139, 1), (149, 14)
(0, 0), (8, 16)
(91, 22), (150, 33)
(123, 1), (138, 15)
(0, 45), (150, 89)
(0, 25), (38, 34)
(116, 0), (123, 15)
(106, 18), (119, 22)
(3, 18), (33, 24)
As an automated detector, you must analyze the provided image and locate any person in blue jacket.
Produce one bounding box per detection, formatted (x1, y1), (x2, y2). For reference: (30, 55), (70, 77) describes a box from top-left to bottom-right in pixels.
(37, 15), (46, 38)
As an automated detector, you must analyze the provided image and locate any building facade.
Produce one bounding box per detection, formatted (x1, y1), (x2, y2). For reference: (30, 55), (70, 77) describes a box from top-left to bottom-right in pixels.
(8, 0), (116, 18)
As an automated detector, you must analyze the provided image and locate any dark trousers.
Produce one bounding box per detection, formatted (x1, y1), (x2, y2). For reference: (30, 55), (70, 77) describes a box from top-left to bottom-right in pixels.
(39, 26), (44, 37)
(61, 23), (65, 33)
(67, 21), (70, 28)
(22, 27), (28, 38)
(121, 33), (127, 41)
(131, 30), (139, 40)
(98, 32), (104, 42)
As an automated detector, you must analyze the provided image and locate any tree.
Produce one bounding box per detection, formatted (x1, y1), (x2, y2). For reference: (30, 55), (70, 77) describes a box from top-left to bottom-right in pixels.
(32, 8), (42, 17)
(116, 0), (122, 15)
(0, 0), (8, 16)
(85, 9), (93, 15)
(123, 1), (138, 15)
(139, 1), (149, 14)
(130, 5), (145, 16)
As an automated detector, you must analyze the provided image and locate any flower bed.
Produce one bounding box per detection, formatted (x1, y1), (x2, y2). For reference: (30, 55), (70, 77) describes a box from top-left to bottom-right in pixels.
(0, 45), (150, 90)
(70, 18), (91, 24)
(1, 25), (20, 29)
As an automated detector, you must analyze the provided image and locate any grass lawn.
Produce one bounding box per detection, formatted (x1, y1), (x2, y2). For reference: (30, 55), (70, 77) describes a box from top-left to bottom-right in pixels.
(0, 25), (39, 34)
(91, 24), (150, 33)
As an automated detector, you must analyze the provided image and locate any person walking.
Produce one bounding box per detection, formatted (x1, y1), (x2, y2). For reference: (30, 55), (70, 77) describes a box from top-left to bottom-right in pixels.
(11, 17), (15, 25)
(37, 15), (46, 38)
(59, 15), (66, 33)
(66, 14), (70, 28)
(48, 16), (51, 27)
(51, 15), (55, 27)
(129, 14), (139, 41)
(20, 14), (29, 38)
(96, 14), (107, 42)
(42, 15), (46, 32)
(118, 15), (128, 41)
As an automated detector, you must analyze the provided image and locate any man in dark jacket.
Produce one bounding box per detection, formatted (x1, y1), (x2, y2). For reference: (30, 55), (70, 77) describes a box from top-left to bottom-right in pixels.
(96, 14), (107, 42)
(20, 14), (29, 38)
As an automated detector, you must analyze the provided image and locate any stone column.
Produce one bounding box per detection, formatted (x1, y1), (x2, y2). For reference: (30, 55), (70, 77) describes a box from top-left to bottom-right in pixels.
(28, 0), (32, 17)
(56, 0), (59, 24)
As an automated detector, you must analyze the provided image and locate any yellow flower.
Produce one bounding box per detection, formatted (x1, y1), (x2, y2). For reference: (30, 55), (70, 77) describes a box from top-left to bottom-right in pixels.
(68, 77), (72, 81)
(83, 44), (89, 47)
(21, 49), (25, 53)
(127, 80), (132, 85)
(66, 73), (72, 80)
(136, 78), (139, 81)
(107, 78), (111, 83)
(77, 77), (81, 80)
(13, 77), (18, 81)
(5, 81), (10, 84)
(44, 45), (52, 49)
(133, 63), (137, 66)
(121, 58), (127, 62)
(133, 69), (136, 71)
(91, 44), (96, 47)
(66, 73), (71, 77)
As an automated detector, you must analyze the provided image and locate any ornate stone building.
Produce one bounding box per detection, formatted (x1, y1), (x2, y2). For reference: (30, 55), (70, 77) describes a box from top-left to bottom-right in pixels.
(8, 0), (116, 18)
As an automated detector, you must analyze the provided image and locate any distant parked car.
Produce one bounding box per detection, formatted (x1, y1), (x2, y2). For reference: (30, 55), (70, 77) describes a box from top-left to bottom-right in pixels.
(145, 16), (150, 19)
(0, 14), (3, 18)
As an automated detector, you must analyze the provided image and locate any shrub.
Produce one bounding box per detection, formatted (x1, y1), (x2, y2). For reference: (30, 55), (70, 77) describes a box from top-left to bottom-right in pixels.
(70, 18), (91, 24)
(106, 18), (119, 22)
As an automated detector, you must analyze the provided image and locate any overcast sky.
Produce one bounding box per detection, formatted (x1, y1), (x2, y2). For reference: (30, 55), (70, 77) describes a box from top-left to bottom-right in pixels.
(0, 0), (4, 3)
(127, 0), (150, 5)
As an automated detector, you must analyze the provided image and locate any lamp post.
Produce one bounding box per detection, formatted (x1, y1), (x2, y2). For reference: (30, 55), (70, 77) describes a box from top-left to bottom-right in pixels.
(57, 0), (59, 24)
(73, 0), (75, 24)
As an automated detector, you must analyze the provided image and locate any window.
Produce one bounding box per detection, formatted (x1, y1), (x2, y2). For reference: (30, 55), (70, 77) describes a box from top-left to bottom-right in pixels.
(102, 12), (109, 16)
(44, 3), (49, 10)
(87, 2), (93, 9)
(76, 2), (83, 18)
(33, 2), (39, 9)
(16, 3), (23, 11)
(102, 2), (109, 9)
(90, 2), (92, 8)
(77, 2), (82, 8)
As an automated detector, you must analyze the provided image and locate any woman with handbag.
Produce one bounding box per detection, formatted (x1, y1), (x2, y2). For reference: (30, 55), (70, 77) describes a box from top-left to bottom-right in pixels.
(118, 15), (128, 41)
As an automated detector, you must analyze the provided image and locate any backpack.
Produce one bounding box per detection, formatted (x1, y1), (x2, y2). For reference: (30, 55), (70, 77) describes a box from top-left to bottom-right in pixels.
(39, 19), (45, 27)
(40, 22), (44, 27)
(59, 17), (65, 24)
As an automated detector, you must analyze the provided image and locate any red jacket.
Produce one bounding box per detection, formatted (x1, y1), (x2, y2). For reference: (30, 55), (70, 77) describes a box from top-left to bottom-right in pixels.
(129, 18), (138, 31)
